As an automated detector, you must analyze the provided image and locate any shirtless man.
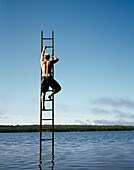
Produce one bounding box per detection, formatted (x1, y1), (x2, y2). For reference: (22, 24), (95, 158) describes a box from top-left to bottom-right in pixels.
(41, 46), (61, 110)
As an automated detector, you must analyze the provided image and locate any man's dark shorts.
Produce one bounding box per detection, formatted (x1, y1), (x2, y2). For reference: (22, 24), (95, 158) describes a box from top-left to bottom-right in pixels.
(41, 76), (61, 93)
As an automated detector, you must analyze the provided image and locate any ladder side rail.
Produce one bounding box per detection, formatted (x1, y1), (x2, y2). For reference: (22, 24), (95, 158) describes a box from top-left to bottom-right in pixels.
(52, 30), (54, 146)
(40, 30), (43, 162)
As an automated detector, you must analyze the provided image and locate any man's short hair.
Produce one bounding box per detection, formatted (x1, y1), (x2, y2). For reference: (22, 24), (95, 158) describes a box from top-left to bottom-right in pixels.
(45, 53), (50, 60)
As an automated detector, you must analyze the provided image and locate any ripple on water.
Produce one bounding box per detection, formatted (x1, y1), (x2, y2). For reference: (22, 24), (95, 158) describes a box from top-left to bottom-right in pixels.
(0, 131), (134, 169)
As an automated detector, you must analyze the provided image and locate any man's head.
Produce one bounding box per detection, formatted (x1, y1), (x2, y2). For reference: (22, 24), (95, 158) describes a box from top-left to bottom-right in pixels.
(44, 53), (50, 60)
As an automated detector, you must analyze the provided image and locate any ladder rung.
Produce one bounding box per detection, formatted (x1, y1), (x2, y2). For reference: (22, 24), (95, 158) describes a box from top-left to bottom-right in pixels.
(45, 46), (53, 48)
(43, 38), (52, 40)
(42, 128), (52, 131)
(45, 99), (53, 101)
(41, 139), (52, 141)
(42, 119), (53, 120)
(42, 109), (53, 111)
(47, 90), (53, 92)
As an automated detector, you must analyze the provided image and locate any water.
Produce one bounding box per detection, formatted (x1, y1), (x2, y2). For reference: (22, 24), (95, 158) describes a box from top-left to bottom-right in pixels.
(0, 131), (134, 169)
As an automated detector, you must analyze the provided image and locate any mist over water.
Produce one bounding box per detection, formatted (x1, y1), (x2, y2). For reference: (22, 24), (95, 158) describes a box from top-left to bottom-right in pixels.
(0, 131), (134, 169)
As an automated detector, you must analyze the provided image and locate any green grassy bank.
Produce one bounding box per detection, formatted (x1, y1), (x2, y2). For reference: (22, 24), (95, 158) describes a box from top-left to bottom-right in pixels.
(0, 125), (134, 133)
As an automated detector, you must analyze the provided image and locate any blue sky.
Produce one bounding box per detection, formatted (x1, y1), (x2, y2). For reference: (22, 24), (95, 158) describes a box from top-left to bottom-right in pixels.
(0, 0), (134, 125)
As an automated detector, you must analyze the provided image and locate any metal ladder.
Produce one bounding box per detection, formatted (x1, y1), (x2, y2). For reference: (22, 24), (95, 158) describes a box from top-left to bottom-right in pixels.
(39, 30), (54, 164)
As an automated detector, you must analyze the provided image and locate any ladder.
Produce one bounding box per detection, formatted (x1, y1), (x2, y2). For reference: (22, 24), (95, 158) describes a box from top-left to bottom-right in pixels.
(39, 30), (54, 164)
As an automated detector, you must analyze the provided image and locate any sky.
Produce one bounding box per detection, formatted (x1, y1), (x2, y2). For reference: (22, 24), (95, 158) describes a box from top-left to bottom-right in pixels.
(0, 0), (134, 125)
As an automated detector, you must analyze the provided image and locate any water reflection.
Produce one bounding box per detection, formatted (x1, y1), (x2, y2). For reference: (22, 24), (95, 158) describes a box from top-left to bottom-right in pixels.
(39, 139), (54, 169)
(51, 146), (54, 170)
(0, 132), (133, 169)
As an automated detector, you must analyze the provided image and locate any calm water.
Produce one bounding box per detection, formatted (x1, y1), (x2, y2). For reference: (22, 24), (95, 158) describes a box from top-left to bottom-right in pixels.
(0, 131), (134, 169)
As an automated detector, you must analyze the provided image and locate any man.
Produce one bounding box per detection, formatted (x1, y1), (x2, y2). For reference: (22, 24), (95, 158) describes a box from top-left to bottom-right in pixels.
(41, 46), (61, 110)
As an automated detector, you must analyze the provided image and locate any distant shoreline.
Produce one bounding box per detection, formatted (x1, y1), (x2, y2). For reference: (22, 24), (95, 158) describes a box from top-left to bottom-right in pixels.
(0, 125), (134, 133)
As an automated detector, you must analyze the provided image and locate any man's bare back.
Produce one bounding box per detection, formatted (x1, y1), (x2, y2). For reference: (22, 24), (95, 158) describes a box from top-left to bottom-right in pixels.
(41, 60), (52, 76)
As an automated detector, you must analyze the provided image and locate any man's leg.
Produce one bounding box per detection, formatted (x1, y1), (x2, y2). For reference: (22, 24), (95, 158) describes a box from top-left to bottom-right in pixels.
(48, 78), (61, 99)
(41, 92), (45, 110)
(41, 92), (46, 110)
(48, 87), (61, 99)
(41, 77), (48, 110)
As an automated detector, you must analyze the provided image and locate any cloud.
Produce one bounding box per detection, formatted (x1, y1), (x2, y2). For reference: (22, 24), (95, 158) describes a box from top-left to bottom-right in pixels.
(0, 107), (7, 119)
(0, 114), (7, 119)
(90, 107), (134, 119)
(86, 119), (91, 124)
(91, 108), (109, 114)
(57, 118), (134, 126)
(57, 104), (72, 112)
(93, 119), (134, 126)
(90, 97), (134, 109)
(74, 120), (88, 125)
(0, 114), (39, 125)
(68, 119), (92, 125)
(113, 109), (134, 119)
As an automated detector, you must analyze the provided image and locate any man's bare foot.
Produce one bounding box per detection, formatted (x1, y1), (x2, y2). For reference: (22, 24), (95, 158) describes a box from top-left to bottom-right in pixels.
(48, 95), (52, 100)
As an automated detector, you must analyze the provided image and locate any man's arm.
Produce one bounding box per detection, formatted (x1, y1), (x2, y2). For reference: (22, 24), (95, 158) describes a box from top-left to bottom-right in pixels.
(50, 55), (59, 64)
(41, 46), (46, 62)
